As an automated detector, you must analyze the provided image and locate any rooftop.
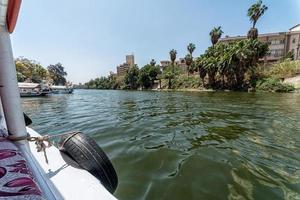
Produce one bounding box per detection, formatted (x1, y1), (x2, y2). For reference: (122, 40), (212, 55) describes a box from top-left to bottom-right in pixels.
(220, 24), (300, 41)
(18, 82), (40, 88)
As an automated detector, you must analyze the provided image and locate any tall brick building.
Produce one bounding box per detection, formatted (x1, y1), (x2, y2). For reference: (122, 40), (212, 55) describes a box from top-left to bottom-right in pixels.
(117, 55), (135, 77)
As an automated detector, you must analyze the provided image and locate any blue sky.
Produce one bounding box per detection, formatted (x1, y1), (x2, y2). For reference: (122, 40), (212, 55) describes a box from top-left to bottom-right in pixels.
(11, 0), (300, 84)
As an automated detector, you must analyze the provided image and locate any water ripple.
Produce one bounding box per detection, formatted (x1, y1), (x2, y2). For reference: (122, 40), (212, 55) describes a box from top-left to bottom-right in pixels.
(21, 90), (300, 200)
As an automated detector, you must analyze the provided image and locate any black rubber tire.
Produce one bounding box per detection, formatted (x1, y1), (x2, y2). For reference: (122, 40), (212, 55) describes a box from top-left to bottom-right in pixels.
(58, 132), (118, 194)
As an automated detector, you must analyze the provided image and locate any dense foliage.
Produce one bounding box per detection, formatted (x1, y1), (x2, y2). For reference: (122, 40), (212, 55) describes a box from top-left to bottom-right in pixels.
(47, 63), (68, 85)
(85, 76), (120, 89)
(138, 64), (161, 89)
(15, 57), (68, 85)
(171, 75), (201, 89)
(196, 39), (269, 90)
(15, 58), (48, 83)
(162, 65), (182, 89)
(256, 78), (295, 93)
(124, 65), (140, 89)
(84, 61), (162, 90)
(268, 60), (300, 79)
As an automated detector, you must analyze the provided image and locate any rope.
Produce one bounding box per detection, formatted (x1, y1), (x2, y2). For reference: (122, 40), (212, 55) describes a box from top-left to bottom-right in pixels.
(7, 131), (81, 164)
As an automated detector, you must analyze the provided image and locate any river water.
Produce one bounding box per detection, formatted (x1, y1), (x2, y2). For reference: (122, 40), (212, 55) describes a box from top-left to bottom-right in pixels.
(21, 90), (300, 200)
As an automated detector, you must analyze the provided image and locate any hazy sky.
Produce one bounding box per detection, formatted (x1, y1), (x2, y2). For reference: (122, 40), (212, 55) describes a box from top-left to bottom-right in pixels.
(11, 0), (300, 84)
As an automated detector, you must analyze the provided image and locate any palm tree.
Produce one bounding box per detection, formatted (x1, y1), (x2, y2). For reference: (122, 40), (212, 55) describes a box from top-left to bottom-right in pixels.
(247, 0), (268, 39)
(169, 49), (177, 73)
(186, 43), (196, 75)
(187, 43), (196, 56)
(210, 26), (223, 47)
(199, 65), (206, 87)
(196, 55), (207, 86)
(185, 54), (193, 76)
(169, 49), (177, 65)
(164, 49), (177, 89)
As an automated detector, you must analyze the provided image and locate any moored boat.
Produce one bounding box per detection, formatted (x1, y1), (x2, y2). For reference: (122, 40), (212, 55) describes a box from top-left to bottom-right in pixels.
(50, 85), (74, 94)
(18, 82), (50, 97)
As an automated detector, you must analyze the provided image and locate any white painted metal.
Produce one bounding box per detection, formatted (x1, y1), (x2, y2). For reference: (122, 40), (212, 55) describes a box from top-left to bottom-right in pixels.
(0, 0), (7, 26)
(0, 29), (26, 139)
(27, 128), (118, 200)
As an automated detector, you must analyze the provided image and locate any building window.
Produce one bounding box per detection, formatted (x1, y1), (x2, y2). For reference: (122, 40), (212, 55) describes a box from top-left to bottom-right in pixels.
(270, 40), (277, 45)
(292, 38), (296, 43)
(270, 39), (284, 45)
(270, 49), (284, 57)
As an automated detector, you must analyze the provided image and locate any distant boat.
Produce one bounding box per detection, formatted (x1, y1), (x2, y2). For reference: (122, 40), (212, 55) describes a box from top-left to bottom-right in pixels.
(18, 82), (50, 97)
(50, 85), (74, 94)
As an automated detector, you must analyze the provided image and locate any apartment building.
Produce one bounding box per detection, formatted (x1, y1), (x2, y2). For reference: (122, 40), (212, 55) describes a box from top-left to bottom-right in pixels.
(160, 58), (188, 73)
(126, 55), (135, 66)
(219, 24), (300, 62)
(116, 55), (135, 77)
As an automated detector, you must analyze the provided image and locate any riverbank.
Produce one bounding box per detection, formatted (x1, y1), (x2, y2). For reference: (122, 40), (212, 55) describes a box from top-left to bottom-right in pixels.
(154, 88), (213, 92)
(81, 60), (300, 93)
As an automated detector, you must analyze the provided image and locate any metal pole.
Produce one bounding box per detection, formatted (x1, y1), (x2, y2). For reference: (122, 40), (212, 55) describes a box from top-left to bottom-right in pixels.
(0, 28), (26, 139)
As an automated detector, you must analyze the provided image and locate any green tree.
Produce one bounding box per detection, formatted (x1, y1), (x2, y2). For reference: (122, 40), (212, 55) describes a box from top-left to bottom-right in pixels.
(247, 0), (268, 39)
(196, 39), (268, 90)
(47, 63), (67, 85)
(85, 76), (119, 89)
(108, 74), (119, 89)
(138, 62), (161, 89)
(15, 57), (48, 83)
(124, 65), (140, 89)
(85, 79), (95, 89)
(139, 67), (151, 89)
(162, 65), (181, 89)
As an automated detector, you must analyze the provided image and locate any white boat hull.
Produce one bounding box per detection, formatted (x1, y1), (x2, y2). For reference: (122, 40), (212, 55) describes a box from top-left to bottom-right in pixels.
(27, 128), (118, 200)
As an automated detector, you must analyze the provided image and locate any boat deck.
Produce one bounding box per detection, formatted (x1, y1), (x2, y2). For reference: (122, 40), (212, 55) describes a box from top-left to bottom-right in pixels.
(0, 113), (44, 199)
